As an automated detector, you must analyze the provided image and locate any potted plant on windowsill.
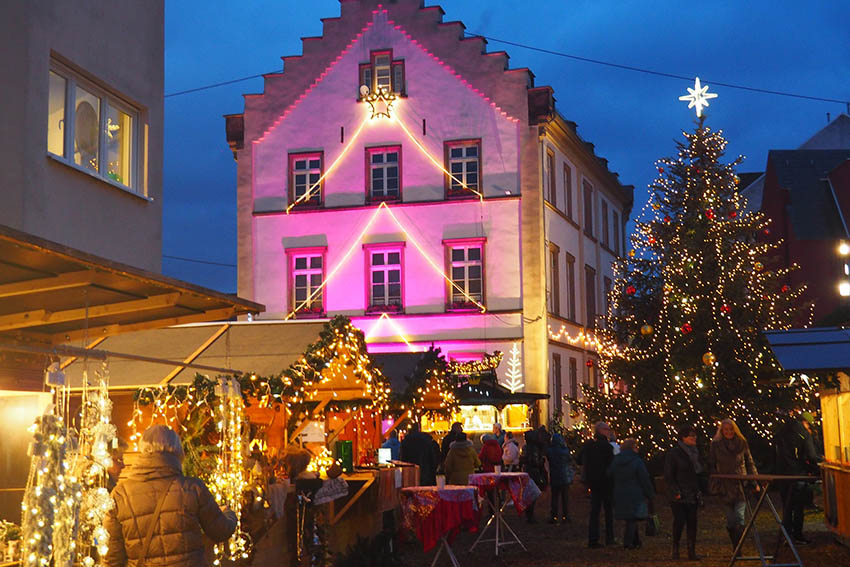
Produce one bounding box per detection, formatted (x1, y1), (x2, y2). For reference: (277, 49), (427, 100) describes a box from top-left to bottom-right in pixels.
(366, 303), (403, 314)
(297, 305), (325, 318)
(448, 300), (479, 312)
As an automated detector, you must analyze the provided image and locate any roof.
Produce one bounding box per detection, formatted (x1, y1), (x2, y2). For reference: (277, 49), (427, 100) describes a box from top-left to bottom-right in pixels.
(764, 327), (850, 372)
(799, 114), (850, 150)
(768, 149), (850, 239)
(61, 320), (327, 389)
(456, 376), (548, 407)
(0, 224), (263, 346)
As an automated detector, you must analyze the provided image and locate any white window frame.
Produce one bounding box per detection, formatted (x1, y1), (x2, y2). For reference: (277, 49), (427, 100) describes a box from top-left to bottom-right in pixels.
(445, 140), (481, 195)
(48, 62), (143, 196)
(367, 146), (401, 201)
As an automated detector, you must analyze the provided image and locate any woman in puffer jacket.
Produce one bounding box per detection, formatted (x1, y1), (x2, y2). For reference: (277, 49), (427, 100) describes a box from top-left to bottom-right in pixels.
(105, 425), (237, 567)
(443, 433), (481, 485)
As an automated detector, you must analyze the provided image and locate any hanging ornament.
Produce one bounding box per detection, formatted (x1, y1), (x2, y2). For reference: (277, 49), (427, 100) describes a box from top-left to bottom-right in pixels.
(705, 208), (715, 219)
(763, 228), (771, 236)
(781, 284), (790, 293)
(702, 352), (717, 366)
(640, 324), (654, 336)
(628, 249), (636, 258)
(585, 360), (594, 368)
(720, 304), (731, 314)
(754, 261), (764, 271)
(652, 203), (661, 210)
(680, 323), (693, 334)
(734, 176), (740, 185)
(663, 284), (673, 293)
(728, 210), (737, 219)
(648, 236), (657, 245)
(626, 285), (637, 295)
(658, 167), (665, 174)
(664, 215), (672, 223)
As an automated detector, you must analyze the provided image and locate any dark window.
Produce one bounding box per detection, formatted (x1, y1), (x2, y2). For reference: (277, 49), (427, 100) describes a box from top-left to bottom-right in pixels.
(601, 200), (609, 248)
(552, 353), (562, 415)
(603, 276), (612, 322)
(549, 244), (560, 315)
(585, 265), (596, 327)
(547, 150), (557, 207)
(359, 50), (405, 96)
(289, 153), (323, 206)
(564, 164), (573, 220)
(565, 253), (576, 320)
(613, 211), (620, 255)
(583, 181), (594, 237)
(445, 141), (481, 197)
(367, 146), (401, 201)
(569, 357), (578, 398)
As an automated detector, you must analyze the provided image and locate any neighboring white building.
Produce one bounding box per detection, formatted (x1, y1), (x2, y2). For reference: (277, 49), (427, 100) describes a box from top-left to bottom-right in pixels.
(226, 0), (632, 420)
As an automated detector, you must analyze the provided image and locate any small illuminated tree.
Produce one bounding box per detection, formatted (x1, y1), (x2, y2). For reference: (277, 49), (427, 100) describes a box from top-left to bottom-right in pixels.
(503, 342), (524, 393)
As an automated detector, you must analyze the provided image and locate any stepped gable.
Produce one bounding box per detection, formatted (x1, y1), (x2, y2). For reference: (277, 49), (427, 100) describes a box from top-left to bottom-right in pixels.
(233, 0), (534, 148)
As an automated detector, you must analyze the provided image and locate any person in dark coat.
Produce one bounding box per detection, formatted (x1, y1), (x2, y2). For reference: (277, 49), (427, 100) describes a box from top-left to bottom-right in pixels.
(400, 423), (439, 485)
(440, 422), (464, 469)
(774, 412), (821, 545)
(444, 433), (481, 485)
(492, 423), (506, 447)
(547, 433), (574, 524)
(709, 419), (758, 547)
(580, 421), (615, 547)
(519, 429), (547, 523)
(608, 438), (654, 549)
(664, 424), (703, 560)
(479, 434), (503, 472)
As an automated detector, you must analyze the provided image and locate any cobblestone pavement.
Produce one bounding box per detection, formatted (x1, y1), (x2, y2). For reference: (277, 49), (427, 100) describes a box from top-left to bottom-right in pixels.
(396, 484), (849, 567)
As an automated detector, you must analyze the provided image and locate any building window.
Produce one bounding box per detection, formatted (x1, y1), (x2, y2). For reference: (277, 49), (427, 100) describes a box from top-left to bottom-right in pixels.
(445, 140), (481, 197)
(569, 357), (578, 398)
(601, 200), (609, 248)
(288, 248), (326, 316)
(366, 245), (403, 312)
(613, 211), (620, 256)
(564, 164), (573, 220)
(547, 149), (557, 207)
(583, 181), (594, 237)
(565, 252), (576, 321)
(47, 66), (140, 193)
(585, 265), (596, 327)
(366, 146), (400, 201)
(359, 50), (405, 96)
(548, 243), (560, 315)
(552, 353), (562, 415)
(289, 152), (323, 206)
(603, 276), (612, 322)
(445, 239), (484, 310)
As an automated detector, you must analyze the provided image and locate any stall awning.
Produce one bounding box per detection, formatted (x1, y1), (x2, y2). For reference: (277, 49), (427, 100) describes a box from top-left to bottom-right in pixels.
(764, 327), (850, 372)
(0, 224), (263, 345)
(60, 320), (327, 389)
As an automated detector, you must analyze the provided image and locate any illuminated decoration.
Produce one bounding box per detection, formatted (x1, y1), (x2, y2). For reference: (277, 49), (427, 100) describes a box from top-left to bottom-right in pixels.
(402, 347), (458, 420)
(503, 343), (524, 393)
(626, 285), (636, 295)
(364, 87), (397, 120)
(306, 446), (339, 478)
(547, 325), (621, 358)
(678, 77), (718, 118)
(285, 201), (486, 320)
(210, 378), (251, 565)
(448, 352), (503, 376)
(573, 117), (815, 455)
(365, 312), (417, 352)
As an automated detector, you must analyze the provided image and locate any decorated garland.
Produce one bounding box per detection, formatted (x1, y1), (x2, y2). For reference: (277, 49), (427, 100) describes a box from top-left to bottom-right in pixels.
(447, 351), (503, 376)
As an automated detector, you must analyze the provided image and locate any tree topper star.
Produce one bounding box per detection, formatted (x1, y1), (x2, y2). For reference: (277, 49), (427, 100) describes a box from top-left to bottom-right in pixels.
(364, 87), (396, 120)
(679, 77), (718, 118)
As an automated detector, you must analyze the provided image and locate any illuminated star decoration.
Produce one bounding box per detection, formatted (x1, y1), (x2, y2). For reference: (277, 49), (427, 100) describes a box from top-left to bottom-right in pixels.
(364, 87), (396, 120)
(678, 77), (718, 118)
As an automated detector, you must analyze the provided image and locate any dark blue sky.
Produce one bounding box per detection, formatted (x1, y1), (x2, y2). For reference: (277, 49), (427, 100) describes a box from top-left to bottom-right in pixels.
(163, 0), (849, 293)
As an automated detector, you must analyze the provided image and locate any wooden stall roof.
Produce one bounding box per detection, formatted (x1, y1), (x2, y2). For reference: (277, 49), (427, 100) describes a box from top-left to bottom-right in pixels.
(61, 320), (327, 388)
(0, 224), (264, 345)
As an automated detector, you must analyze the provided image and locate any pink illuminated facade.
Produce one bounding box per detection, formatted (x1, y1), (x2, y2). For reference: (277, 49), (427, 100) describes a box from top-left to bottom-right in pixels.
(226, 0), (632, 420)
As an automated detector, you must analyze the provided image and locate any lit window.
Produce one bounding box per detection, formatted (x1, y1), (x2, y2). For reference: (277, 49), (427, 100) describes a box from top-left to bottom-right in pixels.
(47, 66), (139, 192)
(367, 146), (401, 201)
(289, 152), (323, 206)
(445, 141), (480, 197)
(368, 247), (403, 311)
(359, 50), (405, 96)
(446, 241), (484, 309)
(289, 251), (325, 316)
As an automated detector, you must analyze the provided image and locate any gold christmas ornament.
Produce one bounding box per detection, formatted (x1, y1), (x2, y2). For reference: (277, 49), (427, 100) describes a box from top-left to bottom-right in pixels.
(640, 324), (654, 336)
(702, 352), (717, 366)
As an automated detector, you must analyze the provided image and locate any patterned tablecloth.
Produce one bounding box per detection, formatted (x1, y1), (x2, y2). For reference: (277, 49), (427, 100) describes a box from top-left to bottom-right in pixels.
(400, 486), (479, 553)
(467, 472), (541, 514)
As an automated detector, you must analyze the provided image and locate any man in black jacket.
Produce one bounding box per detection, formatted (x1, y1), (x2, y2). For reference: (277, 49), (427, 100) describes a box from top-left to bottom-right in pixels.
(401, 423), (439, 485)
(581, 421), (615, 547)
(774, 412), (821, 544)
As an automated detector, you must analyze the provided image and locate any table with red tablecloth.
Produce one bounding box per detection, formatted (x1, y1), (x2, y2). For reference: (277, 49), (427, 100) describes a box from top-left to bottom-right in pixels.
(467, 472), (541, 555)
(400, 485), (479, 558)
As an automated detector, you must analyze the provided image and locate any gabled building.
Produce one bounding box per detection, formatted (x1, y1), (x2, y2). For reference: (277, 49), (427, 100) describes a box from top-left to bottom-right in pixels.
(226, 0), (632, 419)
(742, 114), (850, 324)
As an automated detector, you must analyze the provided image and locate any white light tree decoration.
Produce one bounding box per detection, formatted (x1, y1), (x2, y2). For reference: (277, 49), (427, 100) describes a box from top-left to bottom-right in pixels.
(503, 343), (524, 393)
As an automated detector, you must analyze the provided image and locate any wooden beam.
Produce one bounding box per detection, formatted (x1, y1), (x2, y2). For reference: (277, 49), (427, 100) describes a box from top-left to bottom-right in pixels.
(51, 306), (236, 344)
(159, 323), (230, 385)
(288, 397), (331, 441)
(59, 336), (107, 370)
(383, 410), (409, 439)
(0, 270), (93, 298)
(330, 476), (375, 525)
(0, 292), (181, 332)
(326, 415), (354, 446)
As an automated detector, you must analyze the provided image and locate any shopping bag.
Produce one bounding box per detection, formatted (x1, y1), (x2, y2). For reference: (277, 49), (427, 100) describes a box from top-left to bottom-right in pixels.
(646, 514), (660, 536)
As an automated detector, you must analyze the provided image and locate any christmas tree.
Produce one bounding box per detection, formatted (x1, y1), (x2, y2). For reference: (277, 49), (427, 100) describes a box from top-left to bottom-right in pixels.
(575, 115), (816, 456)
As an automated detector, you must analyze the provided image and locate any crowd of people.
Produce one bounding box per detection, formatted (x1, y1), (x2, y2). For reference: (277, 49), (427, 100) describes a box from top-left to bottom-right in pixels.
(104, 410), (822, 566)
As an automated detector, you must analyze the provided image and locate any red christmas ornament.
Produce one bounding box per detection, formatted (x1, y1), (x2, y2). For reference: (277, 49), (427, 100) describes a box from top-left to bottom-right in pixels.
(648, 236), (657, 245)
(664, 215), (671, 223)
(763, 228), (771, 236)
(728, 210), (738, 219)
(681, 323), (693, 334)
(658, 167), (665, 174)
(705, 208), (715, 219)
(626, 285), (637, 295)
(781, 284), (790, 293)
(720, 304), (731, 314)
(585, 360), (594, 368)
